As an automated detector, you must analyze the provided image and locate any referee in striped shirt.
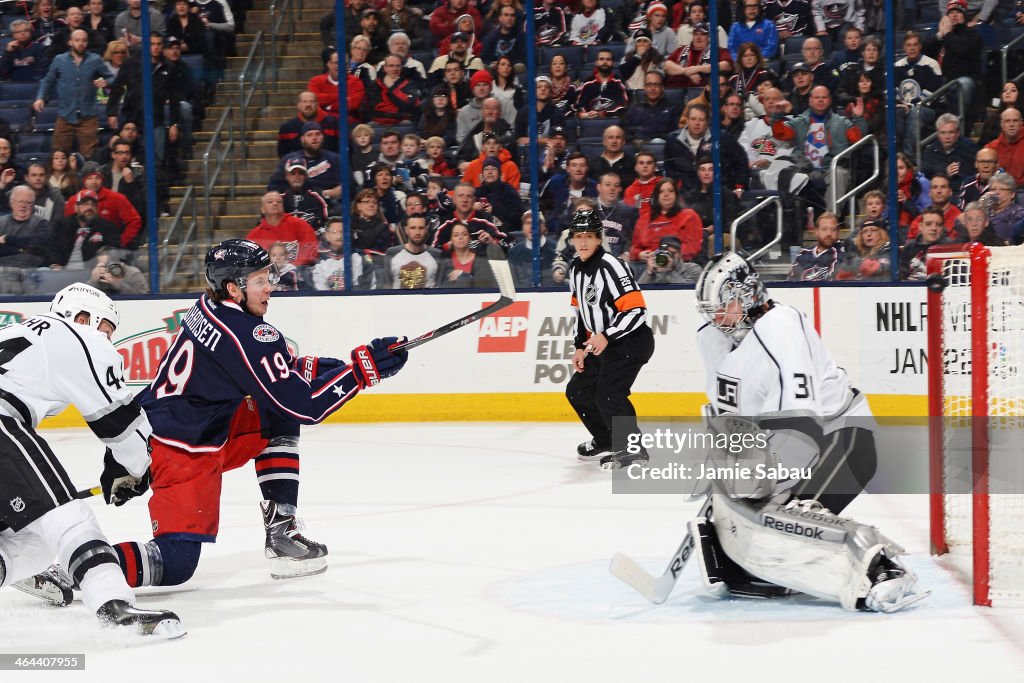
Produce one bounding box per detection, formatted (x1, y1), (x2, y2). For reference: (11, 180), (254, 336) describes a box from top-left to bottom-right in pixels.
(565, 205), (655, 470)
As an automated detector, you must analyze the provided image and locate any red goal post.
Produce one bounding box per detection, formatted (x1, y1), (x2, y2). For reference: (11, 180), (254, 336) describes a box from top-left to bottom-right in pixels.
(926, 243), (1024, 606)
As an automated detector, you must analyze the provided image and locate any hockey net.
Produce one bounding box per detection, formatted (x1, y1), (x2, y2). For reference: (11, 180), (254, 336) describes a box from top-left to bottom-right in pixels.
(927, 244), (1024, 606)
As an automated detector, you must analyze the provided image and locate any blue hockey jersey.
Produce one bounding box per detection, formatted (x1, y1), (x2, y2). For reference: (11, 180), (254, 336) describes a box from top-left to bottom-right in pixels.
(140, 294), (362, 451)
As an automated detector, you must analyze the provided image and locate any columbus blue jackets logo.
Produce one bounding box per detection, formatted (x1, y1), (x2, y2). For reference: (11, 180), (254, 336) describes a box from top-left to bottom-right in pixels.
(253, 324), (280, 343)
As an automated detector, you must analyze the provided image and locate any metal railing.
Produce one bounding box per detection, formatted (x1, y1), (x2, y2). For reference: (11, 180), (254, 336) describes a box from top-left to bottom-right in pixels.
(913, 79), (966, 164)
(730, 194), (782, 262)
(202, 105), (238, 241)
(238, 31), (269, 161)
(159, 185), (200, 290)
(1002, 30), (1024, 86)
(269, 0), (300, 85)
(829, 135), (880, 217)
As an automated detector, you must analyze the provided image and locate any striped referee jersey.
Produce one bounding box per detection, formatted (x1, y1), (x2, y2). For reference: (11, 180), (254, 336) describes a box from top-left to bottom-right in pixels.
(568, 247), (647, 347)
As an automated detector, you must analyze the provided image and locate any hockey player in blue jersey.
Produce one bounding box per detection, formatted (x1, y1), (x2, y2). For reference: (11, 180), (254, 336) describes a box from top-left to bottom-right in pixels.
(104, 239), (409, 587)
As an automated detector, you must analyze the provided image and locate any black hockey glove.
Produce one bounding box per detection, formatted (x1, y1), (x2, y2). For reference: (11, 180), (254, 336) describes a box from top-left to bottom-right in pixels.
(100, 449), (152, 506)
(351, 337), (409, 387)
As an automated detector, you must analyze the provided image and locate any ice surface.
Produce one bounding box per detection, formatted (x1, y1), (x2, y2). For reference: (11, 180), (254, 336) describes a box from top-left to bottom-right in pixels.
(1, 424), (1022, 682)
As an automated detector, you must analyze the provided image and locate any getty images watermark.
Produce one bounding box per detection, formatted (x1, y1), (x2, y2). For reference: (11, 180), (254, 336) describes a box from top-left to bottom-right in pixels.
(622, 427), (812, 482)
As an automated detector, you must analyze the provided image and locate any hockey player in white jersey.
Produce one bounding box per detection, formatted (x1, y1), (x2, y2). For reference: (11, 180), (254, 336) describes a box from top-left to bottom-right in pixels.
(0, 283), (184, 638)
(688, 252), (928, 612)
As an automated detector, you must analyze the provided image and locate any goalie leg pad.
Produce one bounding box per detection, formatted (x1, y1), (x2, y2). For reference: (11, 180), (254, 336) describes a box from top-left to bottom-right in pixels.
(710, 494), (923, 611)
(691, 515), (793, 599)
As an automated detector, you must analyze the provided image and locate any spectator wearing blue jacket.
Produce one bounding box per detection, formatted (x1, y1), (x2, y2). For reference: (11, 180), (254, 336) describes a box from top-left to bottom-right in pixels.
(34, 29), (113, 160)
(728, 1), (778, 60)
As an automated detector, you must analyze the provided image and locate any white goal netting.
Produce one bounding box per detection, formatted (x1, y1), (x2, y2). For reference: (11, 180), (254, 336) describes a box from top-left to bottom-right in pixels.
(934, 245), (1024, 604)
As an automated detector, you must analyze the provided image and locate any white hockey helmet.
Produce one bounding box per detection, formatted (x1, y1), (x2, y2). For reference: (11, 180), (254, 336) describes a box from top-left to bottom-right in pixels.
(695, 252), (767, 341)
(50, 283), (120, 333)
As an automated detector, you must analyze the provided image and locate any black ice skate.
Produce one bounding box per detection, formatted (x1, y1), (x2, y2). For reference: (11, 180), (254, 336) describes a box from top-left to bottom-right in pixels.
(860, 555), (930, 613)
(261, 500), (328, 580)
(577, 439), (612, 462)
(96, 599), (186, 639)
(11, 564), (75, 607)
(599, 448), (650, 470)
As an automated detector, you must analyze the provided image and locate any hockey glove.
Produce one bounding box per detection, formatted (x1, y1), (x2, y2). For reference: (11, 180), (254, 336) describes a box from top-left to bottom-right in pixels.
(100, 448), (152, 506)
(351, 337), (409, 387)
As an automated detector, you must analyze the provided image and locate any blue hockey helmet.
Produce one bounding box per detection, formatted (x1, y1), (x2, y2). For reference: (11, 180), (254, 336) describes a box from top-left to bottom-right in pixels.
(204, 239), (277, 298)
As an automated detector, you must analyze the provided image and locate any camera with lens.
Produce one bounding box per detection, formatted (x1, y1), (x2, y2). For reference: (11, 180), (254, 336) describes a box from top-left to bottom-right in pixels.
(654, 247), (673, 268)
(551, 255), (569, 281)
(106, 262), (125, 278)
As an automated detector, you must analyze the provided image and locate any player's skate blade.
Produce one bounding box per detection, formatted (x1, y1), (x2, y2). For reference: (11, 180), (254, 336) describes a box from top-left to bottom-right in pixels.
(11, 564), (74, 607)
(269, 556), (328, 580)
(96, 599), (186, 639)
(599, 449), (649, 470)
(577, 439), (612, 462)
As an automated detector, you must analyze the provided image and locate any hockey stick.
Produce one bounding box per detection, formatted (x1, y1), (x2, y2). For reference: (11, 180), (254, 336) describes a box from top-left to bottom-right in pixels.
(76, 486), (101, 499)
(390, 258), (516, 352)
(609, 496), (712, 604)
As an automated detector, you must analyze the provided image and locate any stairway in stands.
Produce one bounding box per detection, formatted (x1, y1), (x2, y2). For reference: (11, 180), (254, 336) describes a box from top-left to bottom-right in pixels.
(162, 0), (327, 292)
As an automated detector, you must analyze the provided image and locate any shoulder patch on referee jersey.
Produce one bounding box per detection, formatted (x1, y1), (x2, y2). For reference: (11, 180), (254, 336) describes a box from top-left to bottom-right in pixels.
(253, 324), (280, 343)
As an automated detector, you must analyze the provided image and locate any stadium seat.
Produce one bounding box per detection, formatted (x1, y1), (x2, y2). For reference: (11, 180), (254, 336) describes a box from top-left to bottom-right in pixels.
(13, 152), (47, 167)
(33, 106), (60, 132)
(0, 107), (33, 133)
(0, 81), (41, 101)
(589, 42), (626, 62)
(636, 141), (665, 162)
(782, 35), (831, 56)
(578, 116), (620, 139)
(662, 88), (688, 107)
(541, 45), (585, 71)
(410, 50), (434, 67)
(16, 132), (51, 153)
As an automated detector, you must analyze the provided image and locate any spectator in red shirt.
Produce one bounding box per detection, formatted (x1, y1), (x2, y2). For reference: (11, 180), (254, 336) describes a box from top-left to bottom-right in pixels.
(307, 49), (366, 123)
(429, 0), (483, 45)
(64, 163), (143, 248)
(629, 178), (702, 264)
(246, 190), (320, 265)
(985, 107), (1024, 187)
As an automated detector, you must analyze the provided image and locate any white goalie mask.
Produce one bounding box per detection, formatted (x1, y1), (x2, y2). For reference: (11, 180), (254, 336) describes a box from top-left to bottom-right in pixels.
(695, 252), (767, 342)
(50, 283), (120, 333)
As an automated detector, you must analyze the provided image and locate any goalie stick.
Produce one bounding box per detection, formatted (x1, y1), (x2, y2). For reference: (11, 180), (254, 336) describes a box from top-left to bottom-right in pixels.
(390, 258), (516, 352)
(609, 497), (712, 604)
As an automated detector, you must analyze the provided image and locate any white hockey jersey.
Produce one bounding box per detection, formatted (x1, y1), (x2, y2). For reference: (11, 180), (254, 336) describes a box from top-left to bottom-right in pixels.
(0, 313), (152, 477)
(697, 304), (871, 425)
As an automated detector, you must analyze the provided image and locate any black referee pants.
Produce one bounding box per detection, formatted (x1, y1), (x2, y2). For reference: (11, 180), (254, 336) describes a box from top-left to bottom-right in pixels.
(565, 325), (655, 452)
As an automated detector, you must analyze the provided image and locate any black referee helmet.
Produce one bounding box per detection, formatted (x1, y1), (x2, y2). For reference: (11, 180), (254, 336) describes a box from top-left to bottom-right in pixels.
(567, 206), (603, 236)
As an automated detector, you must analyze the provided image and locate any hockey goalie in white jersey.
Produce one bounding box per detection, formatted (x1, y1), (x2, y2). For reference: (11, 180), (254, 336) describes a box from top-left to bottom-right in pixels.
(690, 252), (928, 613)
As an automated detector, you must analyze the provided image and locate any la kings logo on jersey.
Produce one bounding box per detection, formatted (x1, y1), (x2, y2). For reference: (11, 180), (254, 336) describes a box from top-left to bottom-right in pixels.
(10, 497), (25, 513)
(716, 374), (740, 411)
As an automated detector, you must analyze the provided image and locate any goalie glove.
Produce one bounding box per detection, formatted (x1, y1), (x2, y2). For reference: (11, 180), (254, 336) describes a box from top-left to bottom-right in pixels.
(351, 337), (409, 387)
(100, 448), (152, 506)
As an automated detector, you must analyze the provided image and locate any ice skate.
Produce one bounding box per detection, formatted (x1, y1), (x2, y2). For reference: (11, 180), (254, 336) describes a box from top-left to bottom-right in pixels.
(11, 564), (75, 607)
(577, 439), (612, 462)
(262, 500), (328, 579)
(96, 599), (186, 639)
(862, 557), (930, 613)
(599, 448), (649, 471)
